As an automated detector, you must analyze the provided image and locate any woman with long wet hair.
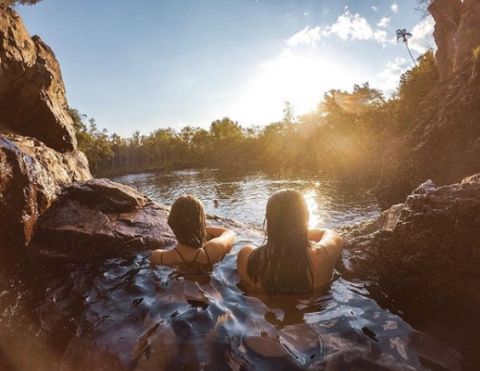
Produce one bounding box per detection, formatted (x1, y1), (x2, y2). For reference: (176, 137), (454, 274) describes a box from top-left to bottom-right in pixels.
(237, 189), (343, 293)
(151, 195), (236, 273)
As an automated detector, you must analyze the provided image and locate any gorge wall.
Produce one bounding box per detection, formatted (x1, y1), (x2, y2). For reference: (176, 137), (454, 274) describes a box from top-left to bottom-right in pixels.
(0, 4), (94, 250)
(0, 4), (178, 255)
(378, 0), (480, 206)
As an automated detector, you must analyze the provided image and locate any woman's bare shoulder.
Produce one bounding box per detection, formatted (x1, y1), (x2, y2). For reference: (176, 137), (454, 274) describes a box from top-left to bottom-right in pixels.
(150, 248), (177, 266)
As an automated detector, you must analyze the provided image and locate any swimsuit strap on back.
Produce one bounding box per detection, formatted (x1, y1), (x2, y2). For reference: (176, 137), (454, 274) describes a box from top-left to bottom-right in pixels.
(174, 247), (204, 268)
(203, 247), (212, 266)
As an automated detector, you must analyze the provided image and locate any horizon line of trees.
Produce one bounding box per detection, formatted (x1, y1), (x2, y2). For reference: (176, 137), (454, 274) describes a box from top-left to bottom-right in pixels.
(72, 51), (439, 183)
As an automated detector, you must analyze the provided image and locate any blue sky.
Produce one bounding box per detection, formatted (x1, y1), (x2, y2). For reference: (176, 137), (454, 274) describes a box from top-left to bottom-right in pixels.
(19, 0), (435, 136)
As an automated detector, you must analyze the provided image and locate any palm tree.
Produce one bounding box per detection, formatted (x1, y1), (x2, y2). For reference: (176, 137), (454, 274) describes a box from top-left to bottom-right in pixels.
(396, 29), (417, 66)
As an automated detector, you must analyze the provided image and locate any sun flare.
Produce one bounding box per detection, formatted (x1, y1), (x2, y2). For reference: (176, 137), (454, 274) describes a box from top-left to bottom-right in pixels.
(226, 49), (364, 124)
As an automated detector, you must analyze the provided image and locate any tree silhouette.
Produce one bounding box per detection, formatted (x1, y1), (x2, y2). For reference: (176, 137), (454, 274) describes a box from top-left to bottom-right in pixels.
(396, 29), (417, 66)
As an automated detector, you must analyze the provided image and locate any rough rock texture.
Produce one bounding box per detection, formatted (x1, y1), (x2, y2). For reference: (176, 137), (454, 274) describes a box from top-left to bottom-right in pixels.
(429, 0), (462, 79)
(33, 179), (177, 258)
(346, 174), (480, 308)
(378, 1), (480, 206)
(429, 0), (480, 79)
(0, 5), (77, 152)
(0, 134), (91, 250)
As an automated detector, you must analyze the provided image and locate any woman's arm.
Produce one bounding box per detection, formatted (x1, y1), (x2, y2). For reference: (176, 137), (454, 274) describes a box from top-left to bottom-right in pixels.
(206, 226), (229, 238)
(307, 228), (326, 242)
(204, 227), (236, 263)
(150, 249), (165, 265)
(310, 228), (344, 259)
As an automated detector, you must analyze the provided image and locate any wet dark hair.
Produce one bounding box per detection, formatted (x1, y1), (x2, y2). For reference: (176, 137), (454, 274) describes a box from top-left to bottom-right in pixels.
(247, 189), (313, 293)
(168, 195), (207, 249)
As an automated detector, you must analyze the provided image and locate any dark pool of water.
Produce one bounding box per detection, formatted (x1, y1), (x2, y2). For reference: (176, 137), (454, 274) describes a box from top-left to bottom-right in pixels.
(0, 170), (463, 370)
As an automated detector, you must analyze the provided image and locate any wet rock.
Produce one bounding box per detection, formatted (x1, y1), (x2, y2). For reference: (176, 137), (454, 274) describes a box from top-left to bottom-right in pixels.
(346, 174), (480, 308)
(0, 5), (77, 152)
(0, 134), (91, 250)
(33, 179), (176, 258)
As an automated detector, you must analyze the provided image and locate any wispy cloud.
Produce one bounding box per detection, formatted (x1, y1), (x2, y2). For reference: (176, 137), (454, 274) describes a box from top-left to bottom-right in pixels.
(329, 10), (374, 40)
(286, 26), (322, 47)
(408, 16), (435, 53)
(371, 6), (378, 12)
(377, 17), (390, 28)
(391, 3), (399, 13)
(376, 57), (410, 93)
(286, 10), (395, 47)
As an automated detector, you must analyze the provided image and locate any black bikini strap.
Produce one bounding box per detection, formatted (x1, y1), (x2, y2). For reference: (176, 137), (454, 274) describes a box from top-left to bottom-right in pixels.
(191, 248), (203, 264)
(174, 248), (190, 266)
(203, 247), (212, 265)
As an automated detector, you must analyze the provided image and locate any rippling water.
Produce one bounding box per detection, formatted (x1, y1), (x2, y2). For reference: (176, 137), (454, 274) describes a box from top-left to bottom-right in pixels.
(0, 170), (462, 370)
(113, 169), (380, 229)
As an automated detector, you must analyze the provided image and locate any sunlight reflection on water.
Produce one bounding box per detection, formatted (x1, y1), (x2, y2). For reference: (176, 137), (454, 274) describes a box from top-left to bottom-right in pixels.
(114, 169), (380, 230)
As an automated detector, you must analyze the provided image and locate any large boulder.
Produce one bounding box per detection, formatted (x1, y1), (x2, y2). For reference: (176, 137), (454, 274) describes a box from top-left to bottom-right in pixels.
(0, 134), (91, 250)
(0, 5), (77, 152)
(33, 179), (177, 258)
(345, 174), (480, 309)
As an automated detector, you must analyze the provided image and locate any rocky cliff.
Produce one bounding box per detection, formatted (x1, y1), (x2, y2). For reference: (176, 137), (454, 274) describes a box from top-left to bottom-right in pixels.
(378, 0), (480, 206)
(0, 5), (93, 251)
(0, 5), (76, 152)
(0, 5), (177, 256)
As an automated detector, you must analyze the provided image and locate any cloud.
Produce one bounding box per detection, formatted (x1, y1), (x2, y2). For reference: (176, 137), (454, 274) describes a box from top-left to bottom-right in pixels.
(391, 3), (399, 13)
(408, 15), (435, 53)
(377, 17), (390, 28)
(375, 57), (410, 93)
(371, 6), (378, 12)
(286, 10), (395, 47)
(286, 26), (323, 47)
(328, 10), (374, 40)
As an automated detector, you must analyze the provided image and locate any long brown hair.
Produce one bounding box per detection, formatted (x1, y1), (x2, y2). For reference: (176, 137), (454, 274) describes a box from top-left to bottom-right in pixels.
(247, 189), (313, 293)
(168, 195), (207, 249)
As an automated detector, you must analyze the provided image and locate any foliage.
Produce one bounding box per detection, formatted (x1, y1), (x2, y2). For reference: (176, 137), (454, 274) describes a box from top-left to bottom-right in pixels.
(71, 52), (440, 181)
(392, 51), (439, 131)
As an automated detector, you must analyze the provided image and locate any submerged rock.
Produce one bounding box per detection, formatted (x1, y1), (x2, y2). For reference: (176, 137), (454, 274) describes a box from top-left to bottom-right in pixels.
(0, 134), (91, 250)
(33, 179), (176, 258)
(0, 5), (77, 152)
(345, 173), (480, 309)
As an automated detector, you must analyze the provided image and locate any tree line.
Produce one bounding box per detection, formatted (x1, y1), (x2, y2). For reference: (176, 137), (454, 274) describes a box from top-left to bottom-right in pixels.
(71, 52), (438, 182)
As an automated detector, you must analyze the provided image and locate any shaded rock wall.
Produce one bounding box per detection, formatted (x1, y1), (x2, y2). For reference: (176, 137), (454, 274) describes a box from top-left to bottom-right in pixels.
(0, 5), (76, 152)
(378, 0), (480, 206)
(346, 174), (480, 309)
(429, 0), (480, 79)
(0, 134), (91, 250)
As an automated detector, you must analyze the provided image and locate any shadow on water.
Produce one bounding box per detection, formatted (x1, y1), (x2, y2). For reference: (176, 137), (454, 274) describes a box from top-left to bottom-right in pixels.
(0, 241), (462, 370)
(0, 170), (465, 370)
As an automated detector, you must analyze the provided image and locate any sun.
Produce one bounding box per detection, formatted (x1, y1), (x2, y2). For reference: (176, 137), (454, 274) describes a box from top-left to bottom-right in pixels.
(226, 48), (362, 125)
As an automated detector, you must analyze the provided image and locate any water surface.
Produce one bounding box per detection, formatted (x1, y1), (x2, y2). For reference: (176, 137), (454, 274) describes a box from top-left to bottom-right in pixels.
(0, 169), (461, 370)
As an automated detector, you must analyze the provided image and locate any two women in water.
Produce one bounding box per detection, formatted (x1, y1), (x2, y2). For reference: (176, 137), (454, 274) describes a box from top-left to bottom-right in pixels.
(151, 190), (343, 293)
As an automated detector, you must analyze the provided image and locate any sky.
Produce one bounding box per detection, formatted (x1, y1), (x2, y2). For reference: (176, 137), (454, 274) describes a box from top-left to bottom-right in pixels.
(19, 0), (435, 136)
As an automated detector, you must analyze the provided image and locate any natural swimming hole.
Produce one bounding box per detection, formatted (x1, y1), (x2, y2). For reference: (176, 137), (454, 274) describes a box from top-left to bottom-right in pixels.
(0, 169), (461, 370)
